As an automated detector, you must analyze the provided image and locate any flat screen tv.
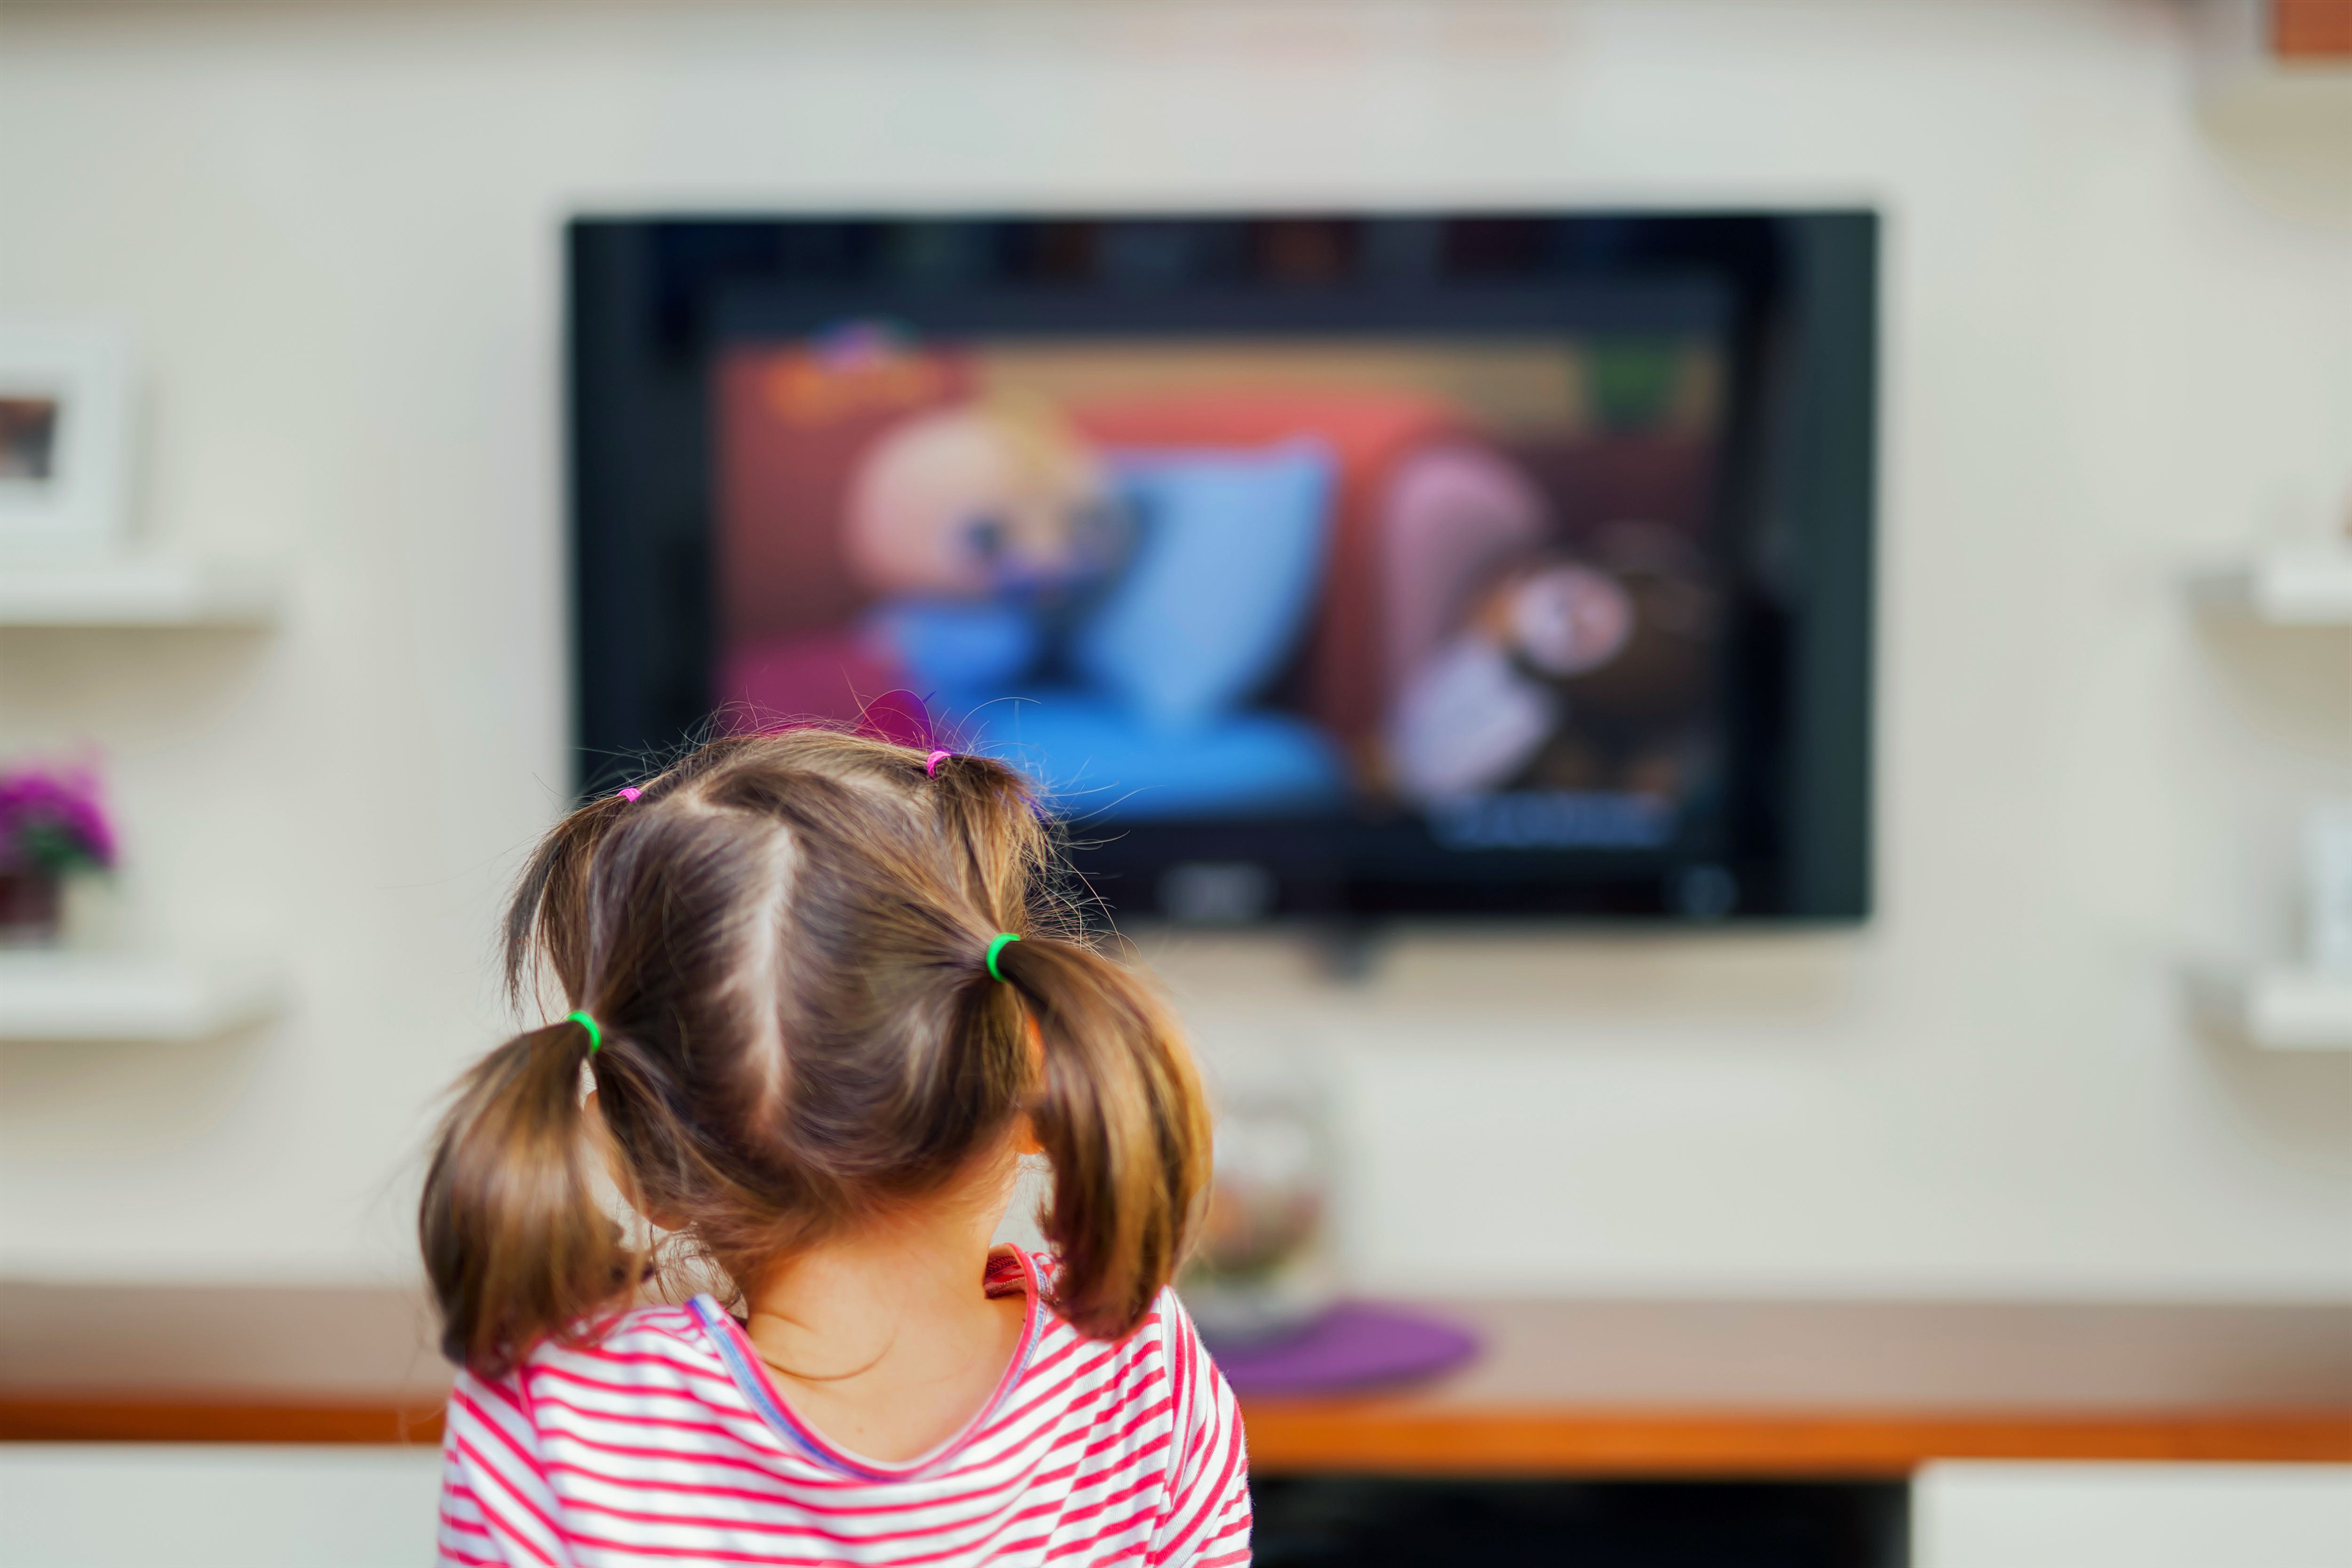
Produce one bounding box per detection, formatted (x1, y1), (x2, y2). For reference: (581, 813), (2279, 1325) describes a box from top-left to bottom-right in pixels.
(570, 212), (1873, 923)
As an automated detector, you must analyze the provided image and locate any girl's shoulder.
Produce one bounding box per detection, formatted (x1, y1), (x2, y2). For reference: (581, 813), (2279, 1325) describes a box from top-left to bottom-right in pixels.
(466, 1299), (739, 1403)
(1017, 1249), (1218, 1376)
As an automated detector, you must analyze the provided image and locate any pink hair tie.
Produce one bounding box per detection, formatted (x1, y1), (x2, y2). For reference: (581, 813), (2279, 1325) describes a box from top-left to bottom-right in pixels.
(925, 750), (953, 778)
(615, 787), (642, 803)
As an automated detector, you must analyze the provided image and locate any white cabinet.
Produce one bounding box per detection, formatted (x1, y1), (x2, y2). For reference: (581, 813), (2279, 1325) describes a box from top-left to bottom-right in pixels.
(1915, 1461), (2352, 1568)
(0, 1446), (442, 1568)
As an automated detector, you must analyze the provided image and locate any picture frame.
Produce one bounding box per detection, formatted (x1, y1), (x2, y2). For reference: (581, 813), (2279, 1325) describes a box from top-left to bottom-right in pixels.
(0, 323), (134, 557)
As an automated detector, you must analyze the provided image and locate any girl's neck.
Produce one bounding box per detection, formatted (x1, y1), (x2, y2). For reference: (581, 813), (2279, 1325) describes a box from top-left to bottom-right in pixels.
(748, 1210), (1001, 1376)
(740, 1174), (1027, 1463)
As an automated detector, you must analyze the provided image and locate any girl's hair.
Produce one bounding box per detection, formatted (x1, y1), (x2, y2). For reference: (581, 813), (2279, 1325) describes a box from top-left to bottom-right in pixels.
(420, 730), (1211, 1379)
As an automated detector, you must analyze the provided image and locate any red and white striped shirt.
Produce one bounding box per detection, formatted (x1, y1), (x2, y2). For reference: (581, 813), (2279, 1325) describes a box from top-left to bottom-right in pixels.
(437, 1248), (1250, 1567)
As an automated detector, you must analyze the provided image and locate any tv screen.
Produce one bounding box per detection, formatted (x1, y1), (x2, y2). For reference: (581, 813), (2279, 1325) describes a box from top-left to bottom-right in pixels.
(571, 213), (1874, 923)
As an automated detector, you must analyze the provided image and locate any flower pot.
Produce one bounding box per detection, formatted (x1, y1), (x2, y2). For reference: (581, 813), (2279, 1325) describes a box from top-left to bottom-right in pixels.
(0, 867), (63, 946)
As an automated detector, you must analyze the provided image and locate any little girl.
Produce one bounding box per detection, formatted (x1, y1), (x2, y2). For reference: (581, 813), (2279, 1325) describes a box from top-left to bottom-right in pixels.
(422, 730), (1248, 1566)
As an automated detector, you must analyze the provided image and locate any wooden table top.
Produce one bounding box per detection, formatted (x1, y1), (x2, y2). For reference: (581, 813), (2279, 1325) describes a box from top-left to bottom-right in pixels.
(5, 1284), (2347, 1475)
(1236, 1297), (2352, 1475)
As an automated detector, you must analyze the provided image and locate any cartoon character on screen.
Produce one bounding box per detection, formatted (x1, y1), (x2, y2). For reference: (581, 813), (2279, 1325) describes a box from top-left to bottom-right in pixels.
(1386, 520), (1720, 805)
(845, 399), (1129, 697)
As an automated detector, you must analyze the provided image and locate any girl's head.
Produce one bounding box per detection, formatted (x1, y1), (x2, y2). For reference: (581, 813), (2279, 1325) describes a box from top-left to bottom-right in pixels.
(421, 729), (1210, 1378)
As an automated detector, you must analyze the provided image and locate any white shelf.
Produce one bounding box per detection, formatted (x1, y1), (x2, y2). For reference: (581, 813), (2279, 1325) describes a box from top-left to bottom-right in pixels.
(2191, 0), (2352, 222)
(2189, 541), (2352, 625)
(2242, 968), (2352, 1050)
(2200, 57), (2352, 142)
(0, 953), (285, 1042)
(0, 555), (284, 628)
(2201, 61), (2352, 149)
(2194, 964), (2352, 1051)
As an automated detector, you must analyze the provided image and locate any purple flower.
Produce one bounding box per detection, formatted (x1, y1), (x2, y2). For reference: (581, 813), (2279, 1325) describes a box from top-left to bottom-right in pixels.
(0, 764), (116, 874)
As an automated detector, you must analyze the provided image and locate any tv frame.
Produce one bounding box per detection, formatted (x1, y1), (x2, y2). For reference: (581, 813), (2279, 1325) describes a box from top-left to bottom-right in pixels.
(568, 210), (1875, 925)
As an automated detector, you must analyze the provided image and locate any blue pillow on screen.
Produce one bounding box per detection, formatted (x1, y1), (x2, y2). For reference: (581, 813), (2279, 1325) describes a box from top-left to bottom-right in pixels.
(963, 695), (1346, 820)
(866, 598), (1041, 695)
(1073, 440), (1336, 733)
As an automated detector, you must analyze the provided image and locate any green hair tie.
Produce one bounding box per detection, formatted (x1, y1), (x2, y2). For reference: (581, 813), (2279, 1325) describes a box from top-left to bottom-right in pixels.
(985, 932), (1022, 982)
(565, 1009), (603, 1054)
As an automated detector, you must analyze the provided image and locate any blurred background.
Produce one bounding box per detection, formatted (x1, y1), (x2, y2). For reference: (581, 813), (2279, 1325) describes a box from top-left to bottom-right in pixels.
(0, 1), (2347, 1565)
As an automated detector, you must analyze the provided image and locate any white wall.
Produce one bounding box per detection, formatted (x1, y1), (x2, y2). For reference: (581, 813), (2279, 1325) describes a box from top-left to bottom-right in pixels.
(1, 0), (2345, 1296)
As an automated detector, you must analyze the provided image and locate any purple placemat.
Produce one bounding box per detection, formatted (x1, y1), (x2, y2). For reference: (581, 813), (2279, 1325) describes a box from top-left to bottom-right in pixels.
(1207, 1302), (1480, 1397)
